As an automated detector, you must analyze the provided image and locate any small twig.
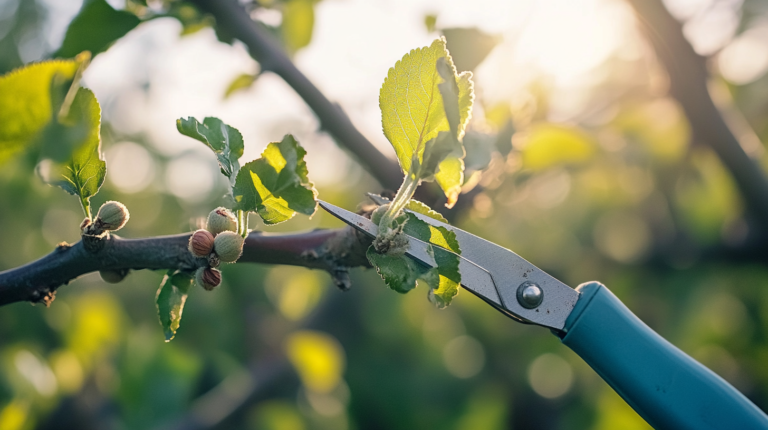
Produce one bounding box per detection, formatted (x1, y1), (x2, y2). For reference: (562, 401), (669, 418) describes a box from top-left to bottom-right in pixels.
(0, 227), (371, 307)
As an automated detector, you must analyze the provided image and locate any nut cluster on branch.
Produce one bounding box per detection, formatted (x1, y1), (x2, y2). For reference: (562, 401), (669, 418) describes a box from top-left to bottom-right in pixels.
(187, 207), (246, 290)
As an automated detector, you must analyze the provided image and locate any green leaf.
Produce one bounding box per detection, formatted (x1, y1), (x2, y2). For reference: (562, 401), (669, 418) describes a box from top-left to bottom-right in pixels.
(176, 116), (244, 185)
(379, 38), (474, 208)
(421, 131), (462, 182)
(156, 271), (194, 342)
(433, 58), (473, 208)
(282, 0), (314, 54)
(402, 213), (462, 307)
(424, 14), (437, 33)
(380, 38), (453, 174)
(224, 73), (258, 99)
(55, 0), (140, 58)
(232, 134), (317, 224)
(434, 157), (465, 209)
(442, 28), (501, 73)
(366, 246), (437, 294)
(0, 59), (80, 163)
(405, 199), (448, 223)
(41, 88), (106, 218)
(367, 211), (461, 306)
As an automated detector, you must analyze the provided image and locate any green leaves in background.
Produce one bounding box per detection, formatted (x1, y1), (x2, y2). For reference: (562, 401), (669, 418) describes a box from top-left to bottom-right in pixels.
(43, 88), (107, 218)
(367, 202), (461, 307)
(379, 38), (474, 208)
(519, 123), (594, 170)
(0, 55), (107, 217)
(177, 117), (245, 186)
(282, 0), (315, 54)
(0, 59), (80, 162)
(233, 134), (317, 224)
(156, 271), (193, 342)
(224, 73), (259, 99)
(56, 0), (140, 58)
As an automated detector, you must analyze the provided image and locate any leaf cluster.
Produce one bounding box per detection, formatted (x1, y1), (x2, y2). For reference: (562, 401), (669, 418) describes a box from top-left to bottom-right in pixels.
(367, 38), (476, 306)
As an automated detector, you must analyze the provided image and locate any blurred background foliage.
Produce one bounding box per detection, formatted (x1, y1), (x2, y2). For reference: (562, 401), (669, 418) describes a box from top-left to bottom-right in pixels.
(1, 0), (768, 429)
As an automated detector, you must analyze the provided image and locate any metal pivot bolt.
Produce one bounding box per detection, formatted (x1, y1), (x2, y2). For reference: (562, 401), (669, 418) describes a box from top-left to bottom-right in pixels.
(517, 281), (543, 309)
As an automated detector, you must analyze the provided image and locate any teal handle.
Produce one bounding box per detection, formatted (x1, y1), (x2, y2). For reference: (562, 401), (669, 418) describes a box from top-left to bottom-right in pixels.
(558, 282), (768, 430)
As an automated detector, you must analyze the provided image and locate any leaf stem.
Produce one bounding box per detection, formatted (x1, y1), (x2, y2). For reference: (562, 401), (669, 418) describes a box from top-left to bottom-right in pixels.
(237, 209), (249, 237)
(80, 196), (92, 220)
(377, 172), (420, 237)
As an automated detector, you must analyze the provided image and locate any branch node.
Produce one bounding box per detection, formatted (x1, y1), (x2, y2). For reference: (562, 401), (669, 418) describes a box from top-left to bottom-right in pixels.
(55, 242), (72, 252)
(81, 227), (109, 253)
(331, 267), (351, 291)
(29, 287), (56, 307)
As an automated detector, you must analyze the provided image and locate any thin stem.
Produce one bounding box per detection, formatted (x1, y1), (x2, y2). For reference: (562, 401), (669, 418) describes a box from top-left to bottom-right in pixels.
(80, 196), (92, 220)
(237, 210), (245, 236)
(377, 172), (420, 237)
(241, 211), (250, 238)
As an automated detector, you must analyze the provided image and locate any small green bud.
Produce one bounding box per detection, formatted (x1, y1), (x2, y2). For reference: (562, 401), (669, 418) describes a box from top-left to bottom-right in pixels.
(371, 204), (390, 225)
(188, 229), (215, 257)
(213, 231), (245, 263)
(206, 207), (237, 236)
(195, 267), (221, 291)
(95, 201), (130, 231)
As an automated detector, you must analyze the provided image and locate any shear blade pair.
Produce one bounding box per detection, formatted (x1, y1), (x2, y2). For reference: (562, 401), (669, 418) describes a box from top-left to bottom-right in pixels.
(318, 200), (578, 331)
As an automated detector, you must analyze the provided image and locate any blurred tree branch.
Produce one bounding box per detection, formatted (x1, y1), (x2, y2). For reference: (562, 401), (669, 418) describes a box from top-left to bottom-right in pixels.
(187, 0), (404, 191)
(0, 227), (371, 307)
(627, 0), (768, 230)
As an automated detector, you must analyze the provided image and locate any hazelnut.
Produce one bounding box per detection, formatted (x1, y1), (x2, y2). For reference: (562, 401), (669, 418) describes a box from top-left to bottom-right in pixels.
(195, 267), (221, 291)
(188, 229), (215, 257)
(99, 269), (129, 284)
(213, 231), (245, 263)
(95, 201), (130, 231)
(206, 207), (237, 236)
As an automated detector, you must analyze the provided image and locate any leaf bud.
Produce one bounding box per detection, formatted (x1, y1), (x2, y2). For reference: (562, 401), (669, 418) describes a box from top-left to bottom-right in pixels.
(95, 201), (130, 231)
(188, 229), (215, 257)
(371, 204), (390, 225)
(213, 231), (245, 263)
(195, 267), (221, 291)
(80, 217), (91, 231)
(206, 207), (237, 236)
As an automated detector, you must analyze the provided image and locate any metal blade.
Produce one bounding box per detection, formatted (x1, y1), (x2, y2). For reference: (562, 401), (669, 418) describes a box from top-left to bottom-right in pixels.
(318, 201), (503, 308)
(318, 201), (435, 267)
(405, 210), (578, 330)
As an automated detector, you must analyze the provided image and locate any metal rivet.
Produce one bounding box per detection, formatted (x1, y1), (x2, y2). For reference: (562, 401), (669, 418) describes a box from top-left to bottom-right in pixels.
(517, 281), (543, 309)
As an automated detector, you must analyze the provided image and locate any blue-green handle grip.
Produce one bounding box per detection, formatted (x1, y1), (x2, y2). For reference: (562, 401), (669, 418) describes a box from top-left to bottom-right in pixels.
(558, 282), (768, 430)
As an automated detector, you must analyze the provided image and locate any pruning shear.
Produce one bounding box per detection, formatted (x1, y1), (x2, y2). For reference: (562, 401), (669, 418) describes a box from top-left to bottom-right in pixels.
(319, 200), (768, 430)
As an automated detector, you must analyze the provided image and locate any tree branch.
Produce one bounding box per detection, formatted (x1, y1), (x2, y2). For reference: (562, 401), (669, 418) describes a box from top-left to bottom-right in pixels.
(187, 0), (403, 191)
(0, 227), (371, 307)
(626, 0), (768, 229)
